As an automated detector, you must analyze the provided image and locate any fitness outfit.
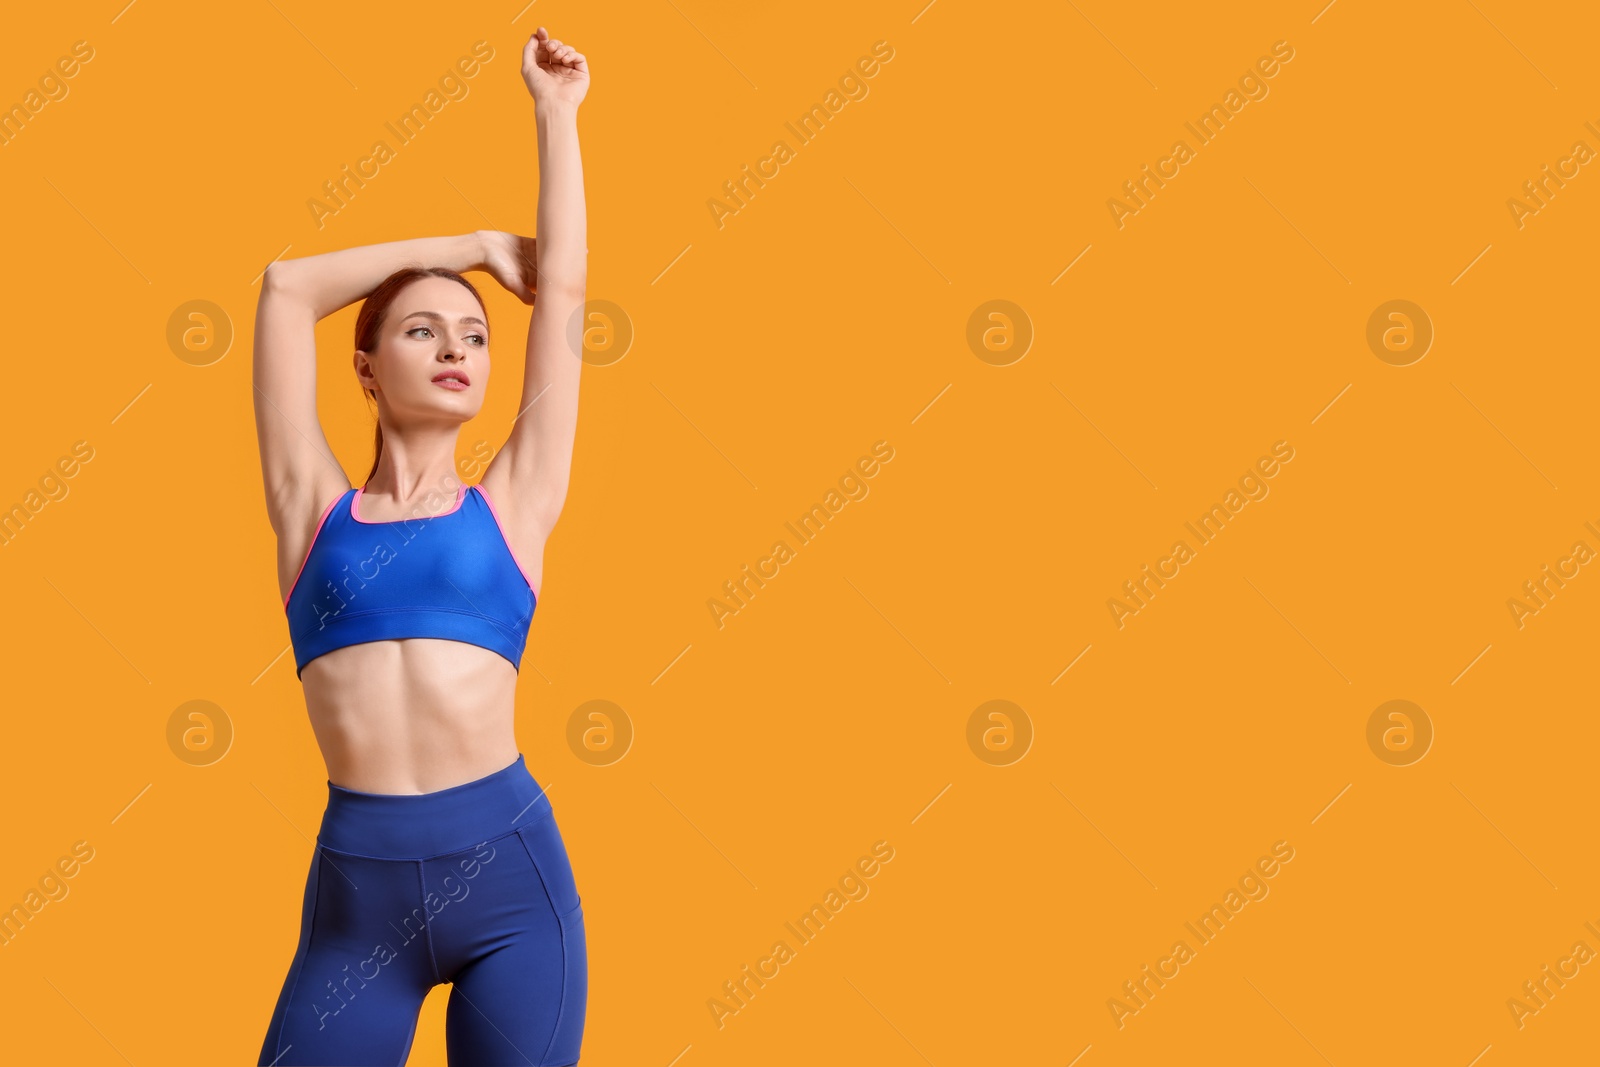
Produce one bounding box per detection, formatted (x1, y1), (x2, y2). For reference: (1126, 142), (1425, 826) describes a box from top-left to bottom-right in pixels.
(259, 482), (586, 1066)
(283, 481), (537, 679)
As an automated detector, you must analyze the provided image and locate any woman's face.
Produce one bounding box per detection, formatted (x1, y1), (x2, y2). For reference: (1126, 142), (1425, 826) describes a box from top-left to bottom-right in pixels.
(357, 276), (491, 426)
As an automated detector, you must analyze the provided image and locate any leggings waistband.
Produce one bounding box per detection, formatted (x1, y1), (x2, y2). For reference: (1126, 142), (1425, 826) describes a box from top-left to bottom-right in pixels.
(316, 753), (552, 859)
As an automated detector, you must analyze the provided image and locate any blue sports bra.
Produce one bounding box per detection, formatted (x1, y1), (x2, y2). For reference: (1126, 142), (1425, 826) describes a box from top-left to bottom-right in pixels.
(284, 482), (537, 678)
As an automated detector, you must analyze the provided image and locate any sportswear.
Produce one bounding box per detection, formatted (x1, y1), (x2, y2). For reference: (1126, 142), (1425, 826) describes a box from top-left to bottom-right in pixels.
(257, 754), (587, 1066)
(284, 482), (536, 678)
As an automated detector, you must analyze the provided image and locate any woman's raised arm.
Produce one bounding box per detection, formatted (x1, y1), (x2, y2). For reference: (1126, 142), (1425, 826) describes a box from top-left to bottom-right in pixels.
(261, 232), (488, 322)
(481, 28), (590, 540)
(251, 233), (488, 582)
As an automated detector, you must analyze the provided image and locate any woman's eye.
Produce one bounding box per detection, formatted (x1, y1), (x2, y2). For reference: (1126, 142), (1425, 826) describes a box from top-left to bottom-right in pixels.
(408, 326), (432, 338)
(469, 334), (487, 345)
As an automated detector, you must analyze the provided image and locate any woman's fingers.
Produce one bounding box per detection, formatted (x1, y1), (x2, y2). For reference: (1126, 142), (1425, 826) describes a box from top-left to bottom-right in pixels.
(522, 28), (586, 87)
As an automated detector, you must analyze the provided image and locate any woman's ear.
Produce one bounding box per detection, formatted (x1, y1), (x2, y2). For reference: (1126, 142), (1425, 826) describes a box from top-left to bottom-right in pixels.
(353, 348), (377, 390)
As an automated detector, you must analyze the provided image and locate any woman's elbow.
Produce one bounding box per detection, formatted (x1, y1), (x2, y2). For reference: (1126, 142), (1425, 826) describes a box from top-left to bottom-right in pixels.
(260, 260), (301, 300)
(544, 274), (587, 301)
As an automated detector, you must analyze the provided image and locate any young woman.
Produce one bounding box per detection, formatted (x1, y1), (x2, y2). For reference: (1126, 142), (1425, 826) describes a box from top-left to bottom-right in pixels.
(253, 29), (591, 1067)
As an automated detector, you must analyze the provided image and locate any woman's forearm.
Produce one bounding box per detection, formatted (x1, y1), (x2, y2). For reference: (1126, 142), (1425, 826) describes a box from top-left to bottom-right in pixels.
(264, 232), (488, 320)
(534, 102), (586, 292)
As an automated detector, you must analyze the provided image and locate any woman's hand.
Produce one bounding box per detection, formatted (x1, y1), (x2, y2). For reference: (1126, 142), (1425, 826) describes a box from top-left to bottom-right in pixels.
(521, 27), (589, 110)
(477, 230), (538, 305)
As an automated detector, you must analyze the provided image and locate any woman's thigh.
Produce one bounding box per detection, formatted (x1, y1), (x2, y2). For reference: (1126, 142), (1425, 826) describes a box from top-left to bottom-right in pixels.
(258, 848), (439, 1066)
(428, 818), (587, 1066)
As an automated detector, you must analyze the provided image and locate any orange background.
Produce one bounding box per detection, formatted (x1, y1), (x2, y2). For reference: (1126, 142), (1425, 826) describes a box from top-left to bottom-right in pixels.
(2, 1), (1597, 1064)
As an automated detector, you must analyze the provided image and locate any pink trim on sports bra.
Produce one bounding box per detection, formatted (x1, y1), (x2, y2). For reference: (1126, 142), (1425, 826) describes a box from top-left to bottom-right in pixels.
(350, 481), (467, 524)
(283, 489), (348, 609)
(472, 483), (539, 600)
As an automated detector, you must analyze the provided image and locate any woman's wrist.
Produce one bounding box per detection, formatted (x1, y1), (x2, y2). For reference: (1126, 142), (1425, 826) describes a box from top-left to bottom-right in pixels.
(534, 100), (579, 125)
(465, 230), (494, 273)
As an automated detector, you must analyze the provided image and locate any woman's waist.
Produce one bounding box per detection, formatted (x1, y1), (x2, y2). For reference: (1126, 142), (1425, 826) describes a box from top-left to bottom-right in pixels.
(308, 699), (519, 788)
(315, 751), (553, 859)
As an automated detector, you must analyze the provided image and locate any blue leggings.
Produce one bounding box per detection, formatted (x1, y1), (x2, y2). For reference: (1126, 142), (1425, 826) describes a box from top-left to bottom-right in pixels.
(258, 754), (587, 1066)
